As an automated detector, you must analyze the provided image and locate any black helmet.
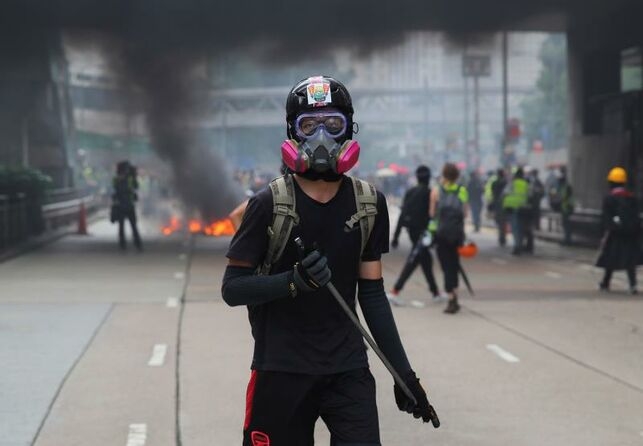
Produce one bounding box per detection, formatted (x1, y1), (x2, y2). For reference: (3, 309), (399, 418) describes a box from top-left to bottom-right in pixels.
(286, 75), (354, 141)
(415, 165), (431, 184)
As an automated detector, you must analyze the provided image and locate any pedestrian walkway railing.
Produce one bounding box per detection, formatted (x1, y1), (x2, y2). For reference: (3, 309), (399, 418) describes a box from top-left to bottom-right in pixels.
(0, 193), (28, 250)
(539, 208), (602, 247)
(42, 192), (99, 231)
(0, 188), (103, 253)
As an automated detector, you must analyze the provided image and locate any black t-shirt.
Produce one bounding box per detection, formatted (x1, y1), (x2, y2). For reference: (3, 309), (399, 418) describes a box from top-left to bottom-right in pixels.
(226, 175), (390, 374)
(400, 184), (430, 231)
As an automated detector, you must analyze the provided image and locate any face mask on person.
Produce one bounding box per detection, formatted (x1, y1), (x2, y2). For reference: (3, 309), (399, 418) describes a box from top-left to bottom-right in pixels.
(281, 111), (360, 181)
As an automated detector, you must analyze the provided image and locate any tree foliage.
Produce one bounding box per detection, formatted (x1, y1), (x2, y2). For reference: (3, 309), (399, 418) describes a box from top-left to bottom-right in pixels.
(521, 34), (568, 150)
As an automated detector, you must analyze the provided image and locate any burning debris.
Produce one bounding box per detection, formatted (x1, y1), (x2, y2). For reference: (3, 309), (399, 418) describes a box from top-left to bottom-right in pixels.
(161, 216), (236, 237)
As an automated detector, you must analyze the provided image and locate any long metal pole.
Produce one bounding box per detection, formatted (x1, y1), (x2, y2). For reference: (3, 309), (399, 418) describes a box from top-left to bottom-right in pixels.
(22, 117), (29, 168)
(294, 237), (440, 428)
(325, 281), (417, 404)
(474, 75), (480, 166)
(464, 73), (469, 165)
(502, 31), (509, 166)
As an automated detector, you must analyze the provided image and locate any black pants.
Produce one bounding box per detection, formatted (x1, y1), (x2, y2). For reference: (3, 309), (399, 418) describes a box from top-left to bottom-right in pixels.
(601, 268), (637, 289)
(393, 228), (438, 295)
(118, 206), (142, 249)
(561, 212), (572, 245)
(436, 238), (460, 293)
(494, 207), (507, 245)
(470, 201), (482, 231)
(243, 368), (380, 446)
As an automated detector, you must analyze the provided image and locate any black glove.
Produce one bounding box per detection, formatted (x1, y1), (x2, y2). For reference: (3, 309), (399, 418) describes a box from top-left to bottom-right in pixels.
(292, 249), (331, 293)
(391, 238), (399, 249)
(394, 370), (440, 427)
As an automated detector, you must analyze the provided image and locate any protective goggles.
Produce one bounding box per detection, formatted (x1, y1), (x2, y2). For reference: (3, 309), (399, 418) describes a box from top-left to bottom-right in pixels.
(294, 112), (347, 138)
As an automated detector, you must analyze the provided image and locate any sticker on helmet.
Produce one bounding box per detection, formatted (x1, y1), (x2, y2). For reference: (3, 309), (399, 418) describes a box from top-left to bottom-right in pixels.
(306, 77), (332, 106)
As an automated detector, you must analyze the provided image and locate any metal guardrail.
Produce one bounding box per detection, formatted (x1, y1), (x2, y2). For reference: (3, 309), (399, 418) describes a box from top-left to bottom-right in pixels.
(0, 193), (28, 250)
(0, 189), (102, 251)
(43, 187), (80, 204)
(42, 194), (98, 231)
(539, 208), (604, 247)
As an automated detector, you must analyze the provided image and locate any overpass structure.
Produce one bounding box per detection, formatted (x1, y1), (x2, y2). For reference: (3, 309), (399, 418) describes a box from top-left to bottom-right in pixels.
(71, 82), (532, 132)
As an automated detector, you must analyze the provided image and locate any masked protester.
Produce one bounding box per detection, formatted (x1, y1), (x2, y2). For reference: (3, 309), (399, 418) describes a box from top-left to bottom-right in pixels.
(222, 76), (438, 445)
(596, 167), (641, 294)
(389, 165), (441, 304)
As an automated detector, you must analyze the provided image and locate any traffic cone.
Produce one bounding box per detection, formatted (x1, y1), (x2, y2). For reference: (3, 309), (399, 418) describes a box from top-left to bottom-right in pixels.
(77, 202), (88, 235)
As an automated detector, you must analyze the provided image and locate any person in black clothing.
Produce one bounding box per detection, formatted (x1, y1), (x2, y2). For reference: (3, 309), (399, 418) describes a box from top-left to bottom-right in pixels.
(528, 168), (545, 231)
(112, 160), (142, 251)
(549, 166), (574, 245)
(491, 168), (508, 246)
(222, 76), (438, 446)
(389, 165), (441, 302)
(596, 167), (641, 294)
(467, 170), (484, 232)
(521, 168), (545, 254)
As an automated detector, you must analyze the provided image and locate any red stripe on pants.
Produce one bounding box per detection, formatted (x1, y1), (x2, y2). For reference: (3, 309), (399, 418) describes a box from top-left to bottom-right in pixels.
(244, 370), (258, 430)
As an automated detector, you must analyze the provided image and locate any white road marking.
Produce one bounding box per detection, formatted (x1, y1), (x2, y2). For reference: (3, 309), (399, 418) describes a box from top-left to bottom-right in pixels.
(486, 344), (520, 363)
(174, 271), (185, 280)
(166, 297), (179, 308)
(178, 254), (187, 261)
(491, 257), (507, 265)
(410, 300), (426, 308)
(545, 271), (562, 279)
(126, 423), (147, 446)
(147, 344), (168, 367)
(578, 264), (594, 271)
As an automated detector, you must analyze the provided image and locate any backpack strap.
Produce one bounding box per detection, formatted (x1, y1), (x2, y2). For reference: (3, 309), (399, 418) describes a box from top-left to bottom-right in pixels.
(259, 174), (299, 275)
(345, 176), (378, 255)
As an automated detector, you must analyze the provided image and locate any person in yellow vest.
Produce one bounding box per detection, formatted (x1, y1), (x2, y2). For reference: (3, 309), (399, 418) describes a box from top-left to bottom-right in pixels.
(429, 163), (469, 314)
(502, 167), (529, 255)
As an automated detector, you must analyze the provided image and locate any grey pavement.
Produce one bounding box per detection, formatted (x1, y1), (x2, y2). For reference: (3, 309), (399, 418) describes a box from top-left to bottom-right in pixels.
(0, 211), (642, 445)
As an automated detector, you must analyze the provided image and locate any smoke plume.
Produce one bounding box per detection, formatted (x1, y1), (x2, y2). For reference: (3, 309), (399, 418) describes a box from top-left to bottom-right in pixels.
(0, 0), (618, 218)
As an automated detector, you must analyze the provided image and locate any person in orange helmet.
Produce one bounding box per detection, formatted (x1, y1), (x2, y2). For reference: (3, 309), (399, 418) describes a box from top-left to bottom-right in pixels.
(596, 167), (641, 294)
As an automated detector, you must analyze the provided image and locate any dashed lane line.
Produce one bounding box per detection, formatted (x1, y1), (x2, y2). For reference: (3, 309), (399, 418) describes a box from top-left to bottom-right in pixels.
(491, 257), (508, 265)
(166, 297), (179, 308)
(486, 344), (520, 363)
(544, 271), (562, 279)
(174, 271), (185, 280)
(147, 344), (168, 367)
(578, 263), (595, 272)
(470, 308), (643, 394)
(126, 423), (147, 446)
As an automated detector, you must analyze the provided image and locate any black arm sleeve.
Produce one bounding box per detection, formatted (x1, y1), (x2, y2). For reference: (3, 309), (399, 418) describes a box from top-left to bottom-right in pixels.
(358, 278), (412, 376)
(393, 191), (409, 241)
(221, 266), (294, 307)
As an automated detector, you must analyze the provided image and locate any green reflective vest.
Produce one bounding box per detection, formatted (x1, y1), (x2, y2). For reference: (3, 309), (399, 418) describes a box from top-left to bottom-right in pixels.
(484, 175), (496, 202)
(503, 178), (529, 210)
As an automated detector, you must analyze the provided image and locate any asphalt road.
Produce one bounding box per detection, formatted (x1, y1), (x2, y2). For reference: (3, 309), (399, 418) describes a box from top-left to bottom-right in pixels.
(1, 214), (642, 446)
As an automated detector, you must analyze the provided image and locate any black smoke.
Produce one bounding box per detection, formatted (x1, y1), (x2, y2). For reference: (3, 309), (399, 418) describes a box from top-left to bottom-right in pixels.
(0, 0), (624, 218)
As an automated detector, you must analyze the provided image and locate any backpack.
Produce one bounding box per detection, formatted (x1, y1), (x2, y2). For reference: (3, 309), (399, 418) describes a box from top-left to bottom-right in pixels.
(257, 174), (378, 275)
(436, 185), (465, 244)
(400, 185), (430, 230)
(548, 186), (563, 212)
